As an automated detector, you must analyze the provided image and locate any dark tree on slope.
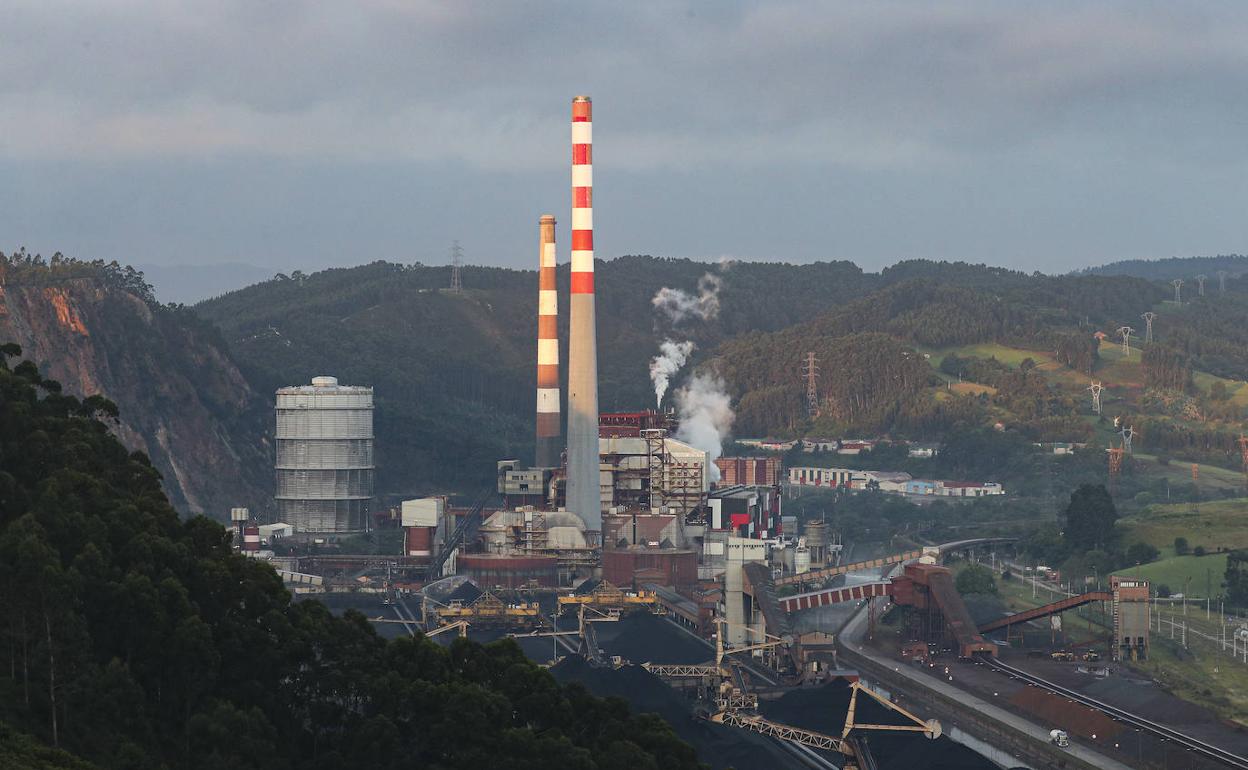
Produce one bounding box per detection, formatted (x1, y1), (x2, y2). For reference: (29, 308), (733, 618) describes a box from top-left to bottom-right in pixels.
(956, 564), (998, 596)
(1062, 484), (1119, 553)
(1226, 550), (1248, 607)
(1142, 345), (1192, 392)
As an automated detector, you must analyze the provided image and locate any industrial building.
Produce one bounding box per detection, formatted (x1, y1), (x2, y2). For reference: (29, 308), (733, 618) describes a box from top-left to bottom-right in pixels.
(600, 432), (710, 518)
(714, 456), (783, 487)
(706, 485), (781, 538)
(275, 376), (374, 533)
(599, 409), (678, 438)
(1111, 575), (1150, 661)
(788, 466), (1003, 498)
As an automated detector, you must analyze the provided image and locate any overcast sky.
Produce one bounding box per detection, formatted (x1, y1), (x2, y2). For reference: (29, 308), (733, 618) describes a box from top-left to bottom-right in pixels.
(2, 1), (1247, 278)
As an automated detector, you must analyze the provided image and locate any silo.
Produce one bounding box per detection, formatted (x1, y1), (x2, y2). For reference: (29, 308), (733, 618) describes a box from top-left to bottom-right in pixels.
(275, 376), (374, 533)
(804, 520), (830, 566)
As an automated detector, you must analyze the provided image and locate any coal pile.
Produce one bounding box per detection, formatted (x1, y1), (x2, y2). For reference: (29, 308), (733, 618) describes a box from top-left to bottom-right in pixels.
(595, 612), (714, 664)
(763, 682), (997, 770)
(551, 657), (797, 770)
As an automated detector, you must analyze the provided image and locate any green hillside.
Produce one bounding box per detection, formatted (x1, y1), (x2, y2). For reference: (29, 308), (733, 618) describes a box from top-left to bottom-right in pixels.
(1118, 498), (1248, 554)
(1111, 554), (1228, 598)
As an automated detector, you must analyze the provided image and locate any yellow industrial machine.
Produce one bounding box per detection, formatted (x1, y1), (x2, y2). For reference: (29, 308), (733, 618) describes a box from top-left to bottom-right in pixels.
(428, 591), (541, 628)
(557, 581), (662, 614)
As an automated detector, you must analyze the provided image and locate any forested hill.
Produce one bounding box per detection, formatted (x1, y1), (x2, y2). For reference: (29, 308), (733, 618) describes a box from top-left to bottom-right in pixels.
(193, 254), (1248, 499)
(0, 348), (705, 770)
(0, 251), (270, 516)
(1081, 254), (1248, 282)
(8, 248), (1247, 513)
(194, 256), (873, 497)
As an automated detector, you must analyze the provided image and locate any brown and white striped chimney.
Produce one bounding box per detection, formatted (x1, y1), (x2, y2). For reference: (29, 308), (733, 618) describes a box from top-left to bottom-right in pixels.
(565, 95), (600, 530)
(535, 214), (561, 468)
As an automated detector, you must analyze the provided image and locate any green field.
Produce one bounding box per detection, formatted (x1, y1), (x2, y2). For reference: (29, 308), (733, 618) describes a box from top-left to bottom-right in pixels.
(1111, 553), (1228, 598)
(1118, 498), (1248, 553)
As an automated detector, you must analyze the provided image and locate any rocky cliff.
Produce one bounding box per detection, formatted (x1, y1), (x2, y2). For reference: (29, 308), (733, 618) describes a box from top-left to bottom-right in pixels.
(0, 254), (270, 518)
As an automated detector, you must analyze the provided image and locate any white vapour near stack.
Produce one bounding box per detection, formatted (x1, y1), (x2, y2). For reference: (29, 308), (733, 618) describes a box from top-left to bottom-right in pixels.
(566, 95), (600, 531)
(535, 214), (561, 468)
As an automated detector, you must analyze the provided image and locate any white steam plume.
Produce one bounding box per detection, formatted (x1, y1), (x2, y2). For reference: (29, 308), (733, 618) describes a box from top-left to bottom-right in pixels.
(652, 272), (723, 324)
(649, 339), (695, 408)
(674, 373), (735, 482)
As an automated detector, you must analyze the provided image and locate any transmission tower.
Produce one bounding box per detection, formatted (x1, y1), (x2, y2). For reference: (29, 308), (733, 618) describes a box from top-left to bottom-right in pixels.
(802, 352), (820, 419)
(1087, 380), (1104, 414)
(1171, 278), (1184, 303)
(449, 240), (464, 294)
(1218, 270), (1229, 294)
(1196, 274), (1207, 297)
(1141, 312), (1156, 344)
(1119, 425), (1135, 454)
(1116, 326), (1135, 357)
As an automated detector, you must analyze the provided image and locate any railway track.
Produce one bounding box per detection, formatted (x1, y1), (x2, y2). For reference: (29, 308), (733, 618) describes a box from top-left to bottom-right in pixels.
(983, 656), (1248, 769)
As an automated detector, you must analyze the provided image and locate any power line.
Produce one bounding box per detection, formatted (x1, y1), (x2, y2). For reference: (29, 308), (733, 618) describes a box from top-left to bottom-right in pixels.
(1087, 380), (1104, 415)
(1141, 312), (1156, 344)
(1116, 326), (1135, 357)
(449, 241), (464, 294)
(802, 352), (820, 419)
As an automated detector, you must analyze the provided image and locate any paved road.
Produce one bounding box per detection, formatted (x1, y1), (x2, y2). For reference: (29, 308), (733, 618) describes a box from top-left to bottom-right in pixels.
(839, 588), (1136, 770)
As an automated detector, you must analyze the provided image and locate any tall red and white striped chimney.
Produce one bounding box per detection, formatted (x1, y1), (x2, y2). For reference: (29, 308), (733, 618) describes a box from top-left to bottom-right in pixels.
(535, 214), (561, 468)
(566, 95), (600, 531)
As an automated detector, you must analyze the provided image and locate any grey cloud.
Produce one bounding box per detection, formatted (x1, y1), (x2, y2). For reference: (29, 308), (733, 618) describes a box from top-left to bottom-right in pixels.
(0, 1), (1246, 273)
(4, 1), (1248, 168)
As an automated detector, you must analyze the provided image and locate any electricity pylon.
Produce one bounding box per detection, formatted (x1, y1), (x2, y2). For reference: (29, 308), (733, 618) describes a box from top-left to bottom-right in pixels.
(1088, 381), (1104, 415)
(1116, 326), (1135, 357)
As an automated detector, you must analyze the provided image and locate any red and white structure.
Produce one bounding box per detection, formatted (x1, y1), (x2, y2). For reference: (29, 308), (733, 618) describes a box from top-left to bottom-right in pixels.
(566, 95), (601, 531)
(535, 214), (561, 468)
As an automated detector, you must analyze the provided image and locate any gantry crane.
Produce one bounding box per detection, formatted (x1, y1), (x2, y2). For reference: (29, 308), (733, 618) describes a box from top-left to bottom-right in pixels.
(557, 580), (663, 614)
(425, 591), (542, 629)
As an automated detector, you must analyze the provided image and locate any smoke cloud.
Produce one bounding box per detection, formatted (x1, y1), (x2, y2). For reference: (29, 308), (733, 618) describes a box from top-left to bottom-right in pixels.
(674, 372), (735, 482)
(649, 339), (695, 408)
(652, 272), (723, 324)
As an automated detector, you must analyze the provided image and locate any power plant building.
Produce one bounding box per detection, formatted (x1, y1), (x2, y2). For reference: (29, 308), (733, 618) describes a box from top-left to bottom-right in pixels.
(275, 376), (374, 533)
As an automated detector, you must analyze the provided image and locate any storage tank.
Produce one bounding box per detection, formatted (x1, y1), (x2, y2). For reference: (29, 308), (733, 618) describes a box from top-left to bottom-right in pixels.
(794, 543), (811, 575)
(458, 554), (559, 589)
(404, 527), (434, 560)
(275, 376), (374, 533)
(804, 520), (830, 566)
